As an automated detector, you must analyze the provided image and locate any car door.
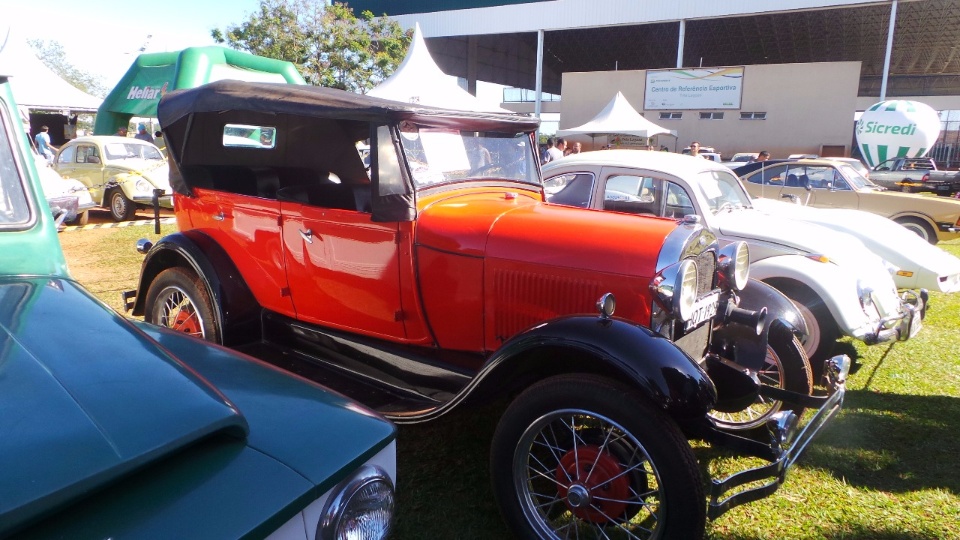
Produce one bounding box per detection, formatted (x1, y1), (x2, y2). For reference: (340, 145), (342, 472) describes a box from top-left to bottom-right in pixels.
(280, 184), (406, 340)
(802, 165), (861, 209)
(743, 164), (788, 201)
(55, 142), (107, 204)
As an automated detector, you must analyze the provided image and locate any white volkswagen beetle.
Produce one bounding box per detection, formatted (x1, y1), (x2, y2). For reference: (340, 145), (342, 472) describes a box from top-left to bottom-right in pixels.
(543, 150), (926, 367)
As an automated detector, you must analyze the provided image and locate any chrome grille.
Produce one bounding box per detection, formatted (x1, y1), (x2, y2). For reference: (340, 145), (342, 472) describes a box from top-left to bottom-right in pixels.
(695, 250), (716, 295)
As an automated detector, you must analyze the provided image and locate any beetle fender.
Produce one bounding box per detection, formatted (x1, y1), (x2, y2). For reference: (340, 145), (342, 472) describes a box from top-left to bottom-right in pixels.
(467, 315), (717, 420)
(131, 231), (261, 346)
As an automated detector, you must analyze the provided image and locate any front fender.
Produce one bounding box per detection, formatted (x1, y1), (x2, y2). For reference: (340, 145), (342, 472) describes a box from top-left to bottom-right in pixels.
(467, 315), (717, 420)
(713, 279), (806, 372)
(749, 254), (873, 336)
(131, 231), (260, 346)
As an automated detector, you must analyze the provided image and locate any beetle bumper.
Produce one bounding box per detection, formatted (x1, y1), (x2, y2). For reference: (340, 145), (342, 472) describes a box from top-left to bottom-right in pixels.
(707, 354), (850, 520)
(863, 288), (927, 345)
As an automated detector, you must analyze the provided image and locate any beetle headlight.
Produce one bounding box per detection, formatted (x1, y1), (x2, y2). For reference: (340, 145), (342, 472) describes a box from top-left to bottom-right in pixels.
(319, 465), (395, 540)
(718, 241), (750, 291)
(857, 279), (875, 311)
(651, 259), (699, 321)
(135, 178), (152, 193)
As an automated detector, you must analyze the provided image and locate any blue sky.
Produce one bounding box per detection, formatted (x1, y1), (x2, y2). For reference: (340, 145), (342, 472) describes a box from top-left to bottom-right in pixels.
(3, 0), (262, 85)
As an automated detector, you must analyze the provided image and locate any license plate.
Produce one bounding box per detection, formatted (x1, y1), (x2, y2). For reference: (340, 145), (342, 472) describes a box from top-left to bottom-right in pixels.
(685, 291), (720, 331)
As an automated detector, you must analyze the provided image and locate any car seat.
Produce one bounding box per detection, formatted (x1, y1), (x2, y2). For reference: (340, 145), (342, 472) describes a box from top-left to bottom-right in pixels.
(785, 174), (800, 187)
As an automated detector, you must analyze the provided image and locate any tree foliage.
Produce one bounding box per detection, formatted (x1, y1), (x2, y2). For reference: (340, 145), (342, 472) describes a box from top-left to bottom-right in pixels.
(212, 0), (411, 93)
(27, 39), (110, 98)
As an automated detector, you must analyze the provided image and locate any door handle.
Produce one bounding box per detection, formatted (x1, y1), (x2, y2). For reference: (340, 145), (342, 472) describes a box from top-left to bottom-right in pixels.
(299, 228), (314, 244)
(213, 211), (225, 221)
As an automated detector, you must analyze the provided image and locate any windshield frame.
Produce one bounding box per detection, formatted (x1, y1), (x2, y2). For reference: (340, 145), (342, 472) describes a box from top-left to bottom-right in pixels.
(694, 168), (753, 216)
(0, 98), (34, 230)
(396, 122), (540, 191)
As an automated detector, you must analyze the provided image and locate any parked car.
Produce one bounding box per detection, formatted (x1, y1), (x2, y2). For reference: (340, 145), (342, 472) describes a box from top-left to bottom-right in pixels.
(124, 80), (848, 539)
(740, 158), (960, 244)
(825, 157), (871, 179)
(750, 197), (960, 293)
(722, 152), (759, 169)
(869, 156), (960, 195)
(542, 150), (925, 370)
(33, 150), (95, 226)
(52, 135), (172, 221)
(0, 56), (396, 539)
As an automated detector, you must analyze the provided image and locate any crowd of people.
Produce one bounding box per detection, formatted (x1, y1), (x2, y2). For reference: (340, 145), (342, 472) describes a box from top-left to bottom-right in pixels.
(541, 136), (770, 165)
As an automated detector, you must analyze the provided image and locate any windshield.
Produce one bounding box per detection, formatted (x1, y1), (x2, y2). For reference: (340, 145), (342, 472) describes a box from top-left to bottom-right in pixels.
(103, 141), (165, 162)
(397, 123), (539, 188)
(695, 169), (752, 215)
(836, 163), (875, 190)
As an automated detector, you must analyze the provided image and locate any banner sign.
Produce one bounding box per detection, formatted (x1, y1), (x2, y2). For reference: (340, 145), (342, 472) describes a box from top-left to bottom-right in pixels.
(644, 67), (744, 110)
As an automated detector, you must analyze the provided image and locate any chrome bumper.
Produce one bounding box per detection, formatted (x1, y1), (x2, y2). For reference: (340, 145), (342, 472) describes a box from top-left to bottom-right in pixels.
(707, 354), (850, 519)
(865, 288), (927, 345)
(131, 194), (173, 208)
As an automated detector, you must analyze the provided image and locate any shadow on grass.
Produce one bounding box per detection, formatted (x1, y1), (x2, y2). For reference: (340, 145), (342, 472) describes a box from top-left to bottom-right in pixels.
(713, 527), (944, 540)
(804, 389), (960, 495)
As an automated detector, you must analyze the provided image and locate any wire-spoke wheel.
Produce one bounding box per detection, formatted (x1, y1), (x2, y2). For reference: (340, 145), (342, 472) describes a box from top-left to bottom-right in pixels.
(145, 267), (220, 343)
(710, 332), (812, 430)
(491, 374), (704, 540)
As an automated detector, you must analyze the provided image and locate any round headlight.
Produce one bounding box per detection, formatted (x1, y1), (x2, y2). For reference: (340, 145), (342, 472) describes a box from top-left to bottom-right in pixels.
(319, 466), (395, 540)
(718, 241), (750, 291)
(135, 178), (152, 193)
(675, 259), (699, 321)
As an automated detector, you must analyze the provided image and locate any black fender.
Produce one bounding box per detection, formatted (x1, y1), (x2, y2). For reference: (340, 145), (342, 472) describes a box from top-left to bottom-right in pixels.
(464, 315), (718, 421)
(131, 230), (261, 346)
(713, 278), (807, 372)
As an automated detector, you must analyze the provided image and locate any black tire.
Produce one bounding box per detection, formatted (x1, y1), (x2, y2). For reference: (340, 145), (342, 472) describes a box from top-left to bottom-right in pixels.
(767, 280), (839, 380)
(710, 332), (813, 430)
(894, 216), (937, 245)
(144, 267), (221, 343)
(109, 189), (137, 221)
(491, 374), (705, 540)
(66, 210), (89, 226)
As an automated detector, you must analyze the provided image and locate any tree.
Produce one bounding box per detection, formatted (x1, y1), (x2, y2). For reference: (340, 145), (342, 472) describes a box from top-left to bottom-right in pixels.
(27, 39), (109, 98)
(212, 0), (410, 93)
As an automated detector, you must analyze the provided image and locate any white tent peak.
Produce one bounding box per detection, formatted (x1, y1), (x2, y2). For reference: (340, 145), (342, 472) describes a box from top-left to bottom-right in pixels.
(369, 23), (508, 113)
(558, 91), (675, 138)
(0, 27), (102, 112)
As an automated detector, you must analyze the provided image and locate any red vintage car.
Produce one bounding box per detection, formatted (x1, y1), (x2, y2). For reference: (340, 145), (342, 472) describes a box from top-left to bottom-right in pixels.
(126, 80), (848, 539)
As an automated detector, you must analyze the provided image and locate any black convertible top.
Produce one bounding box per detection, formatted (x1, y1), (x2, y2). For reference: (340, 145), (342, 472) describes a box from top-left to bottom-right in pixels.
(157, 80), (540, 133)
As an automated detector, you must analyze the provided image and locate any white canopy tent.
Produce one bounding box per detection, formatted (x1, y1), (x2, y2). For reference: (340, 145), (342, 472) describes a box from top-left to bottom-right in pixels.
(369, 23), (508, 113)
(0, 28), (102, 112)
(557, 91), (676, 147)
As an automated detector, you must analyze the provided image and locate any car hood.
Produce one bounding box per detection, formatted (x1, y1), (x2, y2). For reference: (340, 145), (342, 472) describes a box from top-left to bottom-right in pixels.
(416, 191), (677, 276)
(713, 206), (878, 268)
(111, 160), (171, 190)
(0, 276), (248, 531)
(752, 198), (960, 292)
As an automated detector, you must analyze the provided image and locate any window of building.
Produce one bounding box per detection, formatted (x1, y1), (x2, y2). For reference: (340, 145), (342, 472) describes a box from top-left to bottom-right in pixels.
(740, 112), (767, 120)
(659, 112), (682, 120)
(699, 112), (724, 120)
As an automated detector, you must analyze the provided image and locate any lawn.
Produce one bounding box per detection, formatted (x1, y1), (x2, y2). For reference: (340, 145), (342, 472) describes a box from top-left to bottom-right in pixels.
(59, 226), (960, 539)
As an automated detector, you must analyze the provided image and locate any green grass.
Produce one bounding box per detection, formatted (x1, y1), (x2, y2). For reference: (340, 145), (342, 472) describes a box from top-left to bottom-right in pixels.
(60, 231), (960, 539)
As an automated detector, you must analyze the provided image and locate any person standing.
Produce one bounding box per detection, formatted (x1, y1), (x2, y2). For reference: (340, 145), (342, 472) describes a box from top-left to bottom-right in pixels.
(116, 126), (129, 137)
(544, 137), (565, 163)
(34, 125), (56, 162)
(755, 150), (770, 162)
(565, 141), (582, 156)
(135, 124), (155, 144)
(688, 141), (701, 157)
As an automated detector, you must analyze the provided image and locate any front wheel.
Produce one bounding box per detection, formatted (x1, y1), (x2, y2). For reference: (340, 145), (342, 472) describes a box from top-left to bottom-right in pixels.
(144, 267), (221, 343)
(894, 216), (937, 245)
(108, 189), (138, 221)
(710, 332), (813, 430)
(767, 280), (839, 376)
(491, 374), (705, 540)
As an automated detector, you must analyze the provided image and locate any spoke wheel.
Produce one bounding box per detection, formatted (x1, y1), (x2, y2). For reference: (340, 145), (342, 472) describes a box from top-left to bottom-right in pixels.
(145, 267), (220, 343)
(491, 374), (704, 540)
(710, 332), (812, 430)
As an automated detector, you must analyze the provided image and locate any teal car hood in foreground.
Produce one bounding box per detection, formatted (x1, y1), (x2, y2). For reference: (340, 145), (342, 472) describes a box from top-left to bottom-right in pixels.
(0, 276), (395, 538)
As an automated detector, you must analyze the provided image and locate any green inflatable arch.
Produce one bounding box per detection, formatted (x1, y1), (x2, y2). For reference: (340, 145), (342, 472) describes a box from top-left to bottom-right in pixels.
(94, 46), (305, 135)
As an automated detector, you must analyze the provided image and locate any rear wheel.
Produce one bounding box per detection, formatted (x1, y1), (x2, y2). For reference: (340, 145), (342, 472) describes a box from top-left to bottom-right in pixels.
(894, 216), (937, 245)
(491, 374), (705, 540)
(144, 267), (221, 343)
(109, 189), (137, 221)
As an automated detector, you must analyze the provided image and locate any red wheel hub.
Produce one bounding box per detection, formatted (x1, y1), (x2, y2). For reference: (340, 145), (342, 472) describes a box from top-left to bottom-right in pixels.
(555, 445), (630, 523)
(171, 308), (201, 335)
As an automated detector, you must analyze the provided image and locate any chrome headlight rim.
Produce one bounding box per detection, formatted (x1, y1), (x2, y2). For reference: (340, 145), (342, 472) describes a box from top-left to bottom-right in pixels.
(134, 178), (153, 193)
(652, 259), (699, 322)
(718, 241), (750, 291)
(318, 464), (395, 540)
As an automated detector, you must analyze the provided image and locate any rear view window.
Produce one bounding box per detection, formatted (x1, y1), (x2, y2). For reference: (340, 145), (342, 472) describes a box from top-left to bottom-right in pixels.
(0, 107), (30, 226)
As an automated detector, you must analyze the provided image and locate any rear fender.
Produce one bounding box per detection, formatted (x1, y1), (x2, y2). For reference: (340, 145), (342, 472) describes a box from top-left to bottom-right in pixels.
(467, 315), (717, 420)
(713, 278), (808, 372)
(131, 231), (260, 346)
